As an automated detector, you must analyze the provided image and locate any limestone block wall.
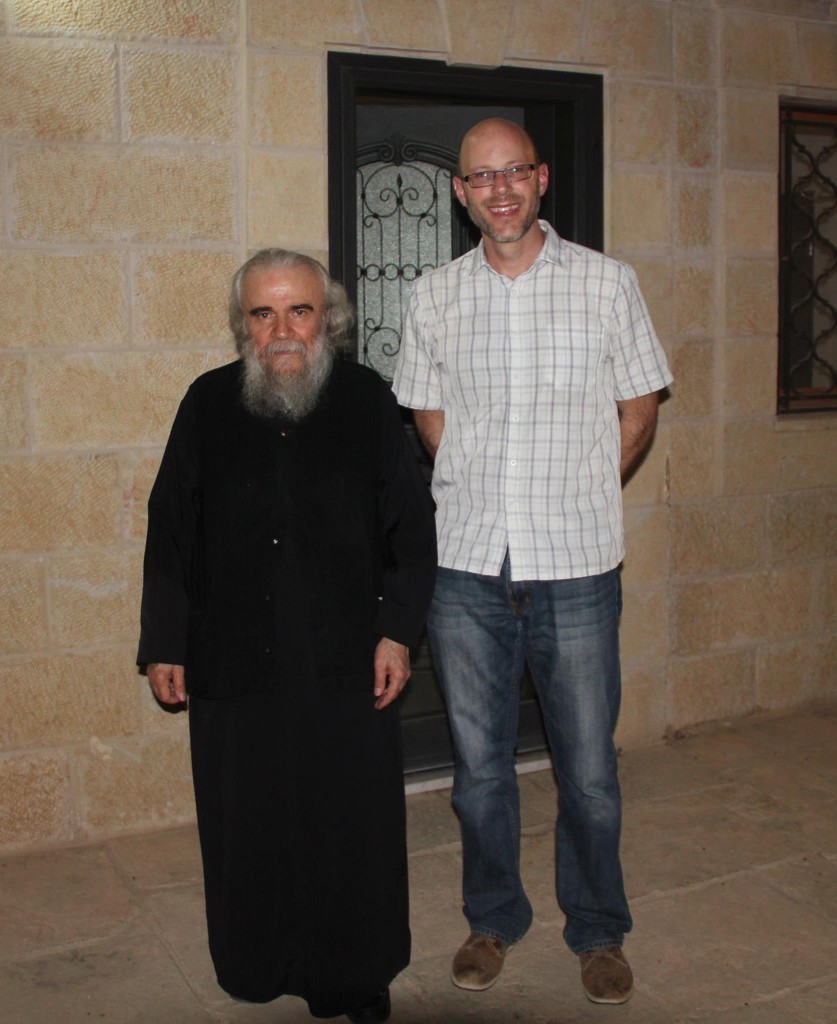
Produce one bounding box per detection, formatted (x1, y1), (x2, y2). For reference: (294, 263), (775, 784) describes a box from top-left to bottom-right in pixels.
(1, 0), (835, 853)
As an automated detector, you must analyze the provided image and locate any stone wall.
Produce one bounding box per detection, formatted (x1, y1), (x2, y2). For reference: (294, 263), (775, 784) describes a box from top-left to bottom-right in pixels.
(1, 0), (835, 852)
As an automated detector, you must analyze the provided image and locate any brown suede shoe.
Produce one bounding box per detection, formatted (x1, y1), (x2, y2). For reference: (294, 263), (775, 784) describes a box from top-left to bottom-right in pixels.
(451, 932), (513, 991)
(579, 946), (634, 1004)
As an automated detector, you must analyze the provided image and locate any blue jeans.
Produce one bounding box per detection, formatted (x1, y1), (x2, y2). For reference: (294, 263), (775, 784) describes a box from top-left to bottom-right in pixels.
(427, 555), (632, 954)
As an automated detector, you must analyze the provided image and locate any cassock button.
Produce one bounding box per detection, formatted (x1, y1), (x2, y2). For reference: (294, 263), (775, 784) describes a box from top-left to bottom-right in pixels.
(272, 538), (279, 545)
(264, 594), (270, 602)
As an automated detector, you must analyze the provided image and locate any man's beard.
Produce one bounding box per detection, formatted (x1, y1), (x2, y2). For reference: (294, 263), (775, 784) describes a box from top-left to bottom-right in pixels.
(464, 189), (540, 244)
(241, 333), (334, 422)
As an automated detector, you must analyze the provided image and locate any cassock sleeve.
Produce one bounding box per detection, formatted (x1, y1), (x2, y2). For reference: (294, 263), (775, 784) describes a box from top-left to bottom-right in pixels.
(137, 390), (200, 667)
(374, 384), (437, 648)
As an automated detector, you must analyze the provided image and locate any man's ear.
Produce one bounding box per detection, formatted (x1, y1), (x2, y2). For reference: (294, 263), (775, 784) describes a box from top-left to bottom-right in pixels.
(452, 176), (468, 208)
(537, 162), (549, 198)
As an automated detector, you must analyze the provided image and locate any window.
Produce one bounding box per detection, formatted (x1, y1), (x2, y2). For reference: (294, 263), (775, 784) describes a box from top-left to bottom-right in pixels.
(778, 103), (837, 414)
(355, 127), (456, 381)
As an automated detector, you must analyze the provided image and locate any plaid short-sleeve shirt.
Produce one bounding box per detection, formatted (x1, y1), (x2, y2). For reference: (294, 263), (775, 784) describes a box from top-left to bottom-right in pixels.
(393, 221), (673, 581)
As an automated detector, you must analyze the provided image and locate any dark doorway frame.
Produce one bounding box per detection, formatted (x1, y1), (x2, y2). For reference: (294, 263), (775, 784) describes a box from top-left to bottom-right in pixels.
(327, 52), (604, 775)
(328, 52), (604, 303)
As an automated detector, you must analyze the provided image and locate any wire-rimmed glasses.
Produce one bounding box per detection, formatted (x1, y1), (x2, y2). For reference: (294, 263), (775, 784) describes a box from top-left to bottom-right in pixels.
(460, 164), (537, 188)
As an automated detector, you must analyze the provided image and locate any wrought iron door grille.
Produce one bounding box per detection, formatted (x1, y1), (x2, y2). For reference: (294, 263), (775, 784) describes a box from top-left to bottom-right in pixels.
(356, 134), (456, 380)
(778, 105), (837, 414)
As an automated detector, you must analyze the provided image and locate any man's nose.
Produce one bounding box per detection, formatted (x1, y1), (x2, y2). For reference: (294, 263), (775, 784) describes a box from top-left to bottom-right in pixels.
(271, 313), (291, 338)
(490, 171), (512, 194)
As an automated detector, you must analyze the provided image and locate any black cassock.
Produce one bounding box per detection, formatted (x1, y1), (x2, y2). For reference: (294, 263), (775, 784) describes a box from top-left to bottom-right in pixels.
(138, 359), (436, 1016)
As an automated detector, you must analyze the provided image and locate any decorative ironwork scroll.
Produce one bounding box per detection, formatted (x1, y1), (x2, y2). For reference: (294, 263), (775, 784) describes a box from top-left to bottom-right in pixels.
(356, 134), (456, 380)
(779, 106), (837, 413)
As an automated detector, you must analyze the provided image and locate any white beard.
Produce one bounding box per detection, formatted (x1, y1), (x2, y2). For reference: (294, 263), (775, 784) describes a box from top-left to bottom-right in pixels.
(241, 333), (334, 421)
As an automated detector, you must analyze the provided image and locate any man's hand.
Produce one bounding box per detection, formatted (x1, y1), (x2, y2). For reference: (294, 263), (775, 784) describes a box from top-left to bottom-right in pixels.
(373, 638), (411, 710)
(147, 663), (187, 705)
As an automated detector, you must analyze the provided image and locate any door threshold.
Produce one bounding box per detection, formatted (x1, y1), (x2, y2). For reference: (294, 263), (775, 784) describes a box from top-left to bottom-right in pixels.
(404, 751), (552, 795)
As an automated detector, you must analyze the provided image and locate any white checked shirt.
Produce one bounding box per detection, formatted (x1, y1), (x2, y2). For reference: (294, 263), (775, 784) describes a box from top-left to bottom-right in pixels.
(393, 221), (672, 581)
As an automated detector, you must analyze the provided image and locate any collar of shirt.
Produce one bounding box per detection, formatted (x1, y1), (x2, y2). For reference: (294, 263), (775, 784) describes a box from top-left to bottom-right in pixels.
(466, 220), (568, 277)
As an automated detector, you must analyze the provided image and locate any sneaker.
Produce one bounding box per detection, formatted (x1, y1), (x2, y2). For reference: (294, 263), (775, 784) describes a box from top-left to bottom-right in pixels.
(451, 932), (513, 991)
(579, 946), (633, 1004)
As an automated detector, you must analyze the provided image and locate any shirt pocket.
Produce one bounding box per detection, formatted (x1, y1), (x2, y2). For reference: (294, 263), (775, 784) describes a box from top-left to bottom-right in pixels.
(542, 320), (606, 393)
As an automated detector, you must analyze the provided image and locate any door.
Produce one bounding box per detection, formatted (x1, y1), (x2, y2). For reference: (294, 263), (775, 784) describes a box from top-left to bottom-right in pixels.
(328, 53), (604, 773)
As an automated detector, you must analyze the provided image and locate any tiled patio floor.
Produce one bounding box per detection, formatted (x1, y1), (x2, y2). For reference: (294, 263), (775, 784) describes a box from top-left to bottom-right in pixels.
(1, 709), (835, 1023)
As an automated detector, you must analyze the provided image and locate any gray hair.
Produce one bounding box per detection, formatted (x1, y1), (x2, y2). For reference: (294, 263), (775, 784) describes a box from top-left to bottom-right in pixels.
(229, 248), (355, 355)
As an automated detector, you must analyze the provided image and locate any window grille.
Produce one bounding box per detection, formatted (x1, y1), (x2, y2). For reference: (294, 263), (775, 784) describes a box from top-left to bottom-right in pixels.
(356, 134), (456, 380)
(778, 105), (837, 414)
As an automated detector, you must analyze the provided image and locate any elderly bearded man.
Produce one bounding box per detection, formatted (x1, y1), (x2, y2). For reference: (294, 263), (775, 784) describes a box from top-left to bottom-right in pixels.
(138, 249), (436, 1022)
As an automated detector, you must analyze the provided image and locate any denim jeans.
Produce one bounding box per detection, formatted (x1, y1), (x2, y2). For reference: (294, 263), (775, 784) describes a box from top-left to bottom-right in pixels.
(427, 554), (632, 954)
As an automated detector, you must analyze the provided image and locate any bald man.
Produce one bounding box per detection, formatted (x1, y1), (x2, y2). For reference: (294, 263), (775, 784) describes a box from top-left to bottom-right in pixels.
(394, 119), (672, 1006)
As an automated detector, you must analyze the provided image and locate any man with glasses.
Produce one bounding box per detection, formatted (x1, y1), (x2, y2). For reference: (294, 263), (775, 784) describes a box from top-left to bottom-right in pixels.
(394, 119), (671, 1006)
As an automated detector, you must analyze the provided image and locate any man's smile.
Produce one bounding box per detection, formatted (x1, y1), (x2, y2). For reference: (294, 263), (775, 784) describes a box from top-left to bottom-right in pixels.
(487, 201), (521, 216)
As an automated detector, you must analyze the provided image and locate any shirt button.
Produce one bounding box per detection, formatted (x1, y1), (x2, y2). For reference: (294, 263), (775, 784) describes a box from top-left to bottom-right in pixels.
(264, 594), (271, 602)
(272, 538), (279, 545)
(511, 415), (519, 422)
(265, 647), (271, 654)
(510, 459), (517, 466)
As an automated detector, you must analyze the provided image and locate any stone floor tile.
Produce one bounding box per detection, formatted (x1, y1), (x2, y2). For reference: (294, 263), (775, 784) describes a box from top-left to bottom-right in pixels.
(735, 710), (837, 754)
(707, 780), (833, 836)
(797, 737), (837, 782)
(757, 853), (837, 919)
(406, 789), (460, 853)
(409, 849), (466, 961)
(144, 885), (220, 1004)
(213, 993), (314, 1022)
(0, 844), (139, 960)
(688, 977), (837, 1024)
(108, 823), (203, 890)
(2, 710), (835, 1024)
(622, 790), (816, 898)
(619, 741), (719, 804)
(520, 831), (563, 926)
(799, 798), (837, 853)
(631, 872), (837, 1016)
(676, 716), (837, 799)
(706, 785), (837, 855)
(711, 755), (837, 813)
(518, 769), (558, 829)
(667, 724), (778, 775)
(0, 929), (213, 1024)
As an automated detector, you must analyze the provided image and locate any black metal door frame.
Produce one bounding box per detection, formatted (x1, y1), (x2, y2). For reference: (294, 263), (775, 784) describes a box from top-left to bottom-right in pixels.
(327, 52), (604, 774)
(328, 51), (603, 301)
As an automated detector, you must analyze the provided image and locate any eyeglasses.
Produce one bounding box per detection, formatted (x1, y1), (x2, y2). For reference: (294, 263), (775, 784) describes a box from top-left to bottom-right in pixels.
(461, 164), (537, 188)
